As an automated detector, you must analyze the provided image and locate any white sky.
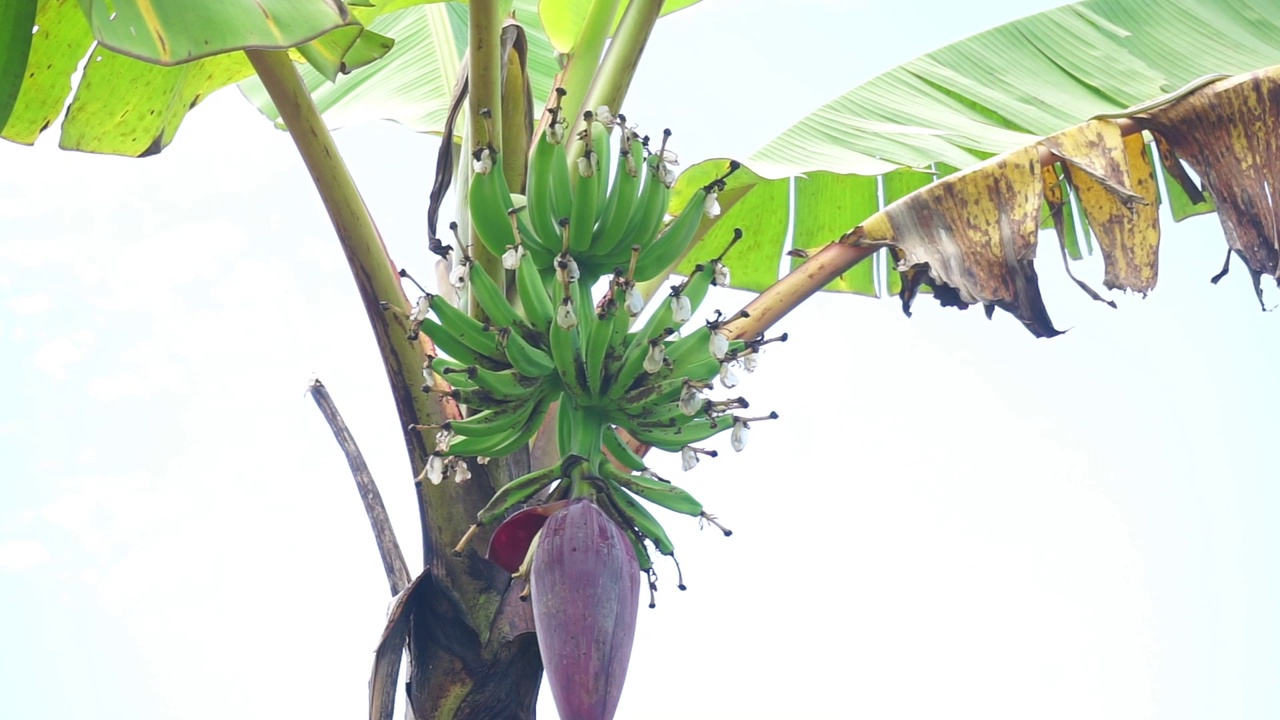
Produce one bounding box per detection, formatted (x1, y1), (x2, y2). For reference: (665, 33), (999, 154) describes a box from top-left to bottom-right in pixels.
(2, 1), (1278, 718)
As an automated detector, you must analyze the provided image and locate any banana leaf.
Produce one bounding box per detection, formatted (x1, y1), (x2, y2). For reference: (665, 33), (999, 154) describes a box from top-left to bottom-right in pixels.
(0, 0), (421, 156)
(671, 0), (1280, 335)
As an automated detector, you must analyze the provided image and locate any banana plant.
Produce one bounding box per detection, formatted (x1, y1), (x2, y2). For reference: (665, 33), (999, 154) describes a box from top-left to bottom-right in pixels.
(6, 0), (1280, 718)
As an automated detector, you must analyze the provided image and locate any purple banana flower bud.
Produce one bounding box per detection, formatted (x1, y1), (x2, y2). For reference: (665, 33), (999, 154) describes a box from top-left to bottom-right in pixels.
(531, 499), (641, 720)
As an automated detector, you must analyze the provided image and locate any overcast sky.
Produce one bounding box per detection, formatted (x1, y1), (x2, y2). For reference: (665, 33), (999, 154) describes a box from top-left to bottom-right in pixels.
(2, 1), (1278, 718)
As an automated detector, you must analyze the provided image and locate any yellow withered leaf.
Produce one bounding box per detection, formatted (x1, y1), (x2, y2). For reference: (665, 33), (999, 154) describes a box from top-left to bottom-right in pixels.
(859, 145), (1060, 337)
(1041, 119), (1144, 206)
(1040, 164), (1115, 307)
(1065, 132), (1161, 294)
(1142, 66), (1280, 283)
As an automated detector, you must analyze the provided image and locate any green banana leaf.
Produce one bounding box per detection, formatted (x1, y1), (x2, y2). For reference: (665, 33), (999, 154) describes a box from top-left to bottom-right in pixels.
(240, 1), (558, 135)
(677, 0), (1280, 299)
(0, 0), (416, 156)
(538, 0), (703, 52)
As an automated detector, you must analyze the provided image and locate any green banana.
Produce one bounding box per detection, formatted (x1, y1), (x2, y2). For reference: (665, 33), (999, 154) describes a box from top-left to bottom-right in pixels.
(600, 462), (704, 517)
(585, 290), (617, 398)
(515, 250), (556, 334)
(632, 184), (711, 282)
(418, 317), (508, 371)
(590, 114), (613, 228)
(619, 138), (673, 270)
(568, 112), (600, 254)
(508, 202), (558, 267)
(592, 489), (656, 578)
(431, 365), (480, 390)
(468, 249), (536, 337)
(590, 129), (644, 261)
(425, 356), (476, 386)
(617, 375), (690, 409)
(662, 325), (712, 368)
(603, 478), (676, 556)
(605, 329), (672, 402)
(548, 295), (589, 399)
(446, 391), (546, 439)
(447, 384), (523, 409)
(648, 351), (720, 388)
(427, 293), (503, 359)
(446, 392), (556, 459)
(469, 146), (519, 258)
(616, 396), (704, 426)
(500, 327), (558, 378)
(626, 415), (734, 452)
(556, 396), (575, 462)
(566, 276), (600, 398)
(602, 425), (647, 472)
(527, 106), (570, 255)
(466, 365), (544, 399)
(475, 461), (565, 525)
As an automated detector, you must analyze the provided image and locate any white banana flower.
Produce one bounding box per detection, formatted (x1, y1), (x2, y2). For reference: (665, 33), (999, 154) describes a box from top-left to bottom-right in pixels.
(709, 331), (729, 360)
(643, 342), (666, 374)
(502, 245), (525, 270)
(426, 454), (446, 485)
(557, 300), (578, 329)
(719, 362), (739, 388)
(704, 190), (721, 219)
(671, 294), (692, 324)
(451, 459), (472, 484)
(731, 419), (749, 452)
(680, 446), (699, 471)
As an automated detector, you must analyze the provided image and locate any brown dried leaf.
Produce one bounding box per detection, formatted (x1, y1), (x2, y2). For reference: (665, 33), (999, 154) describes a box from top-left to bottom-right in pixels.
(1065, 133), (1161, 294)
(1040, 165), (1116, 307)
(860, 145), (1060, 337)
(1041, 119), (1144, 206)
(1142, 67), (1280, 282)
(370, 571), (429, 720)
(1153, 134), (1206, 205)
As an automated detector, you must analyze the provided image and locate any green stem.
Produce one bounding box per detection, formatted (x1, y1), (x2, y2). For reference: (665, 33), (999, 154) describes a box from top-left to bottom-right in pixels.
(469, 0), (506, 311)
(469, 0), (504, 155)
(245, 48), (508, 622)
(581, 0), (663, 121)
(244, 50), (439, 447)
(559, 0), (621, 145)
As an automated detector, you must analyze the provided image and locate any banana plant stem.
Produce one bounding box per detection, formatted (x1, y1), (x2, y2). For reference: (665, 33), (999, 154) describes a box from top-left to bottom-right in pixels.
(581, 0), (663, 127)
(721, 240), (875, 341)
(560, 0), (622, 148)
(245, 49), (487, 574)
(468, 0), (506, 311)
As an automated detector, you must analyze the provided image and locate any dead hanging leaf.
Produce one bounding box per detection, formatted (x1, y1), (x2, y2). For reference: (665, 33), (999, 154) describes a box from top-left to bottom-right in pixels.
(1064, 132), (1161, 294)
(1041, 119), (1145, 207)
(1152, 134), (1206, 205)
(1040, 164), (1115, 307)
(858, 144), (1060, 337)
(370, 571), (430, 720)
(1141, 66), (1280, 292)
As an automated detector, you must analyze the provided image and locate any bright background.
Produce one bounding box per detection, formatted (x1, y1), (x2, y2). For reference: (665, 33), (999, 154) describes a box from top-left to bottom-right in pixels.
(2, 1), (1277, 718)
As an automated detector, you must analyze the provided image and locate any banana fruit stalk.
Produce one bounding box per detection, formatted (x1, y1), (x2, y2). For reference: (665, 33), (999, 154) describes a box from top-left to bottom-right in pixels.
(411, 95), (782, 598)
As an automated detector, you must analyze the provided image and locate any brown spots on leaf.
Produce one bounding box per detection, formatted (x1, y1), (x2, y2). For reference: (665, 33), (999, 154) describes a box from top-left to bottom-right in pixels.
(1142, 67), (1280, 283)
(1153, 134), (1205, 205)
(1065, 133), (1161, 295)
(1041, 165), (1115, 308)
(859, 145), (1060, 337)
(1043, 120), (1144, 207)
(837, 69), (1280, 337)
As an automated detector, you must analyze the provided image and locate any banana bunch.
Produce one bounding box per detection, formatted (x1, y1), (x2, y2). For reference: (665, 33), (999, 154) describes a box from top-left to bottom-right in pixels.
(409, 93), (782, 592)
